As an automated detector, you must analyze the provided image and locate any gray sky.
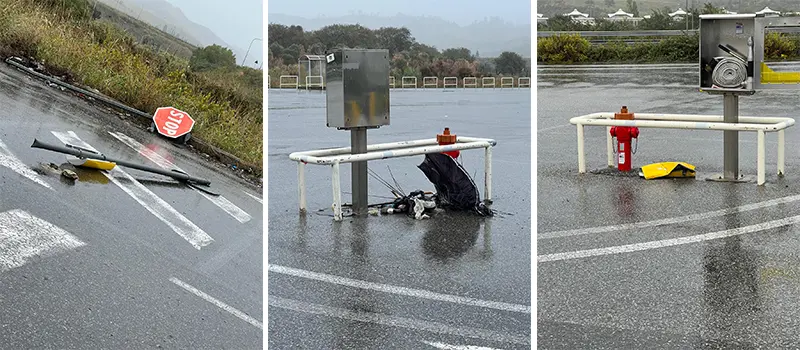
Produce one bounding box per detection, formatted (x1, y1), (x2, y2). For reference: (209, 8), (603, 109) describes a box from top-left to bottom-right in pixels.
(267, 0), (531, 26)
(164, 0), (263, 67)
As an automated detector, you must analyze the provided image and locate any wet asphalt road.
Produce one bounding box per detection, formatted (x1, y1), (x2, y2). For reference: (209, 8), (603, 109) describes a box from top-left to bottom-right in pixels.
(0, 64), (263, 348)
(268, 88), (531, 348)
(538, 64), (800, 348)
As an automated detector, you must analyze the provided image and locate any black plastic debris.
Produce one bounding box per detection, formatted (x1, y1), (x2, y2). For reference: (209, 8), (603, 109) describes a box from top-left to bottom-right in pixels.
(418, 153), (493, 216)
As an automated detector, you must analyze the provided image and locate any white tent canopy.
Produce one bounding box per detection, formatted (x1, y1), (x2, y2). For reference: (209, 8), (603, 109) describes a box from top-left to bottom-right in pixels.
(756, 6), (780, 15)
(564, 9), (589, 17)
(669, 8), (688, 17)
(608, 9), (633, 18)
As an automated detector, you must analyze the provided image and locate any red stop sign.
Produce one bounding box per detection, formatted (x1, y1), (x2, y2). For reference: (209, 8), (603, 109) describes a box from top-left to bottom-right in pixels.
(153, 107), (195, 138)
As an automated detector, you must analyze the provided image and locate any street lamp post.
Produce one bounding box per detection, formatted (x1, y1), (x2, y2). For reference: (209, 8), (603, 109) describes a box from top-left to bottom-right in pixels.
(242, 37), (262, 67)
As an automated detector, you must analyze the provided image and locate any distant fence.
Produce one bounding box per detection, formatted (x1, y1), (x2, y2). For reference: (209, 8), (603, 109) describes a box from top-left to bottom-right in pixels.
(268, 75), (532, 89)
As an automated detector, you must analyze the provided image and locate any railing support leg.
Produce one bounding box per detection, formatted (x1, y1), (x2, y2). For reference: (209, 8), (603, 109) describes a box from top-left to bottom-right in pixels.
(485, 146), (493, 201)
(298, 162), (306, 213)
(758, 130), (766, 186)
(577, 124), (586, 173)
(332, 161), (342, 221)
(778, 129), (785, 177)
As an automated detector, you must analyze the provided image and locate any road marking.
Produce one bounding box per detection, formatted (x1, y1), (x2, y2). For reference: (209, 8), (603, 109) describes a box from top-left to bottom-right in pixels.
(269, 296), (529, 346)
(539, 193), (800, 240)
(0, 209), (85, 272)
(243, 191), (263, 204)
(539, 214), (800, 263)
(269, 264), (530, 314)
(52, 131), (213, 249)
(422, 340), (503, 350)
(0, 138), (52, 189)
(170, 277), (262, 330)
(108, 132), (251, 223)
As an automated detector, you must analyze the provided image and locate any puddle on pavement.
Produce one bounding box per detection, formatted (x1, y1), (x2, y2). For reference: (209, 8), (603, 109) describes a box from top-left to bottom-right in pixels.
(34, 162), (109, 185)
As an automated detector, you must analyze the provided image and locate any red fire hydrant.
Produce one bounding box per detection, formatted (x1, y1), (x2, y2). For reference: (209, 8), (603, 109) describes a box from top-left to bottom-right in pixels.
(609, 106), (640, 172)
(437, 127), (460, 159)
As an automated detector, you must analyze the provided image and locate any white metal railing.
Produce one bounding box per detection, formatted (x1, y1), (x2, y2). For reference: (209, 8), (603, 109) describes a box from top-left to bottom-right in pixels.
(463, 77), (478, 88)
(289, 137), (496, 221)
(482, 77), (496, 88)
(305, 75), (323, 89)
(279, 75), (299, 89)
(443, 76), (458, 89)
(518, 77), (531, 87)
(570, 112), (796, 185)
(500, 77), (514, 88)
(423, 76), (438, 88)
(402, 76), (417, 88)
(389, 76), (395, 88)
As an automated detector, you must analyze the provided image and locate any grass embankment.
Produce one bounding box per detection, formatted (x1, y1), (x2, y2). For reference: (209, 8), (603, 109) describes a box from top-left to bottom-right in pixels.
(0, 0), (262, 171)
(538, 33), (800, 64)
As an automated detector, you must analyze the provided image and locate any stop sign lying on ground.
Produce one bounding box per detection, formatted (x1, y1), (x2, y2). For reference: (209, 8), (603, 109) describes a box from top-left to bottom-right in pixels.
(153, 107), (195, 138)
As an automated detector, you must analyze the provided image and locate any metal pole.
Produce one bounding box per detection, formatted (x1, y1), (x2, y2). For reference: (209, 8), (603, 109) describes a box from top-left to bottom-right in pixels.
(242, 38), (262, 67)
(351, 128), (368, 215)
(723, 93), (739, 180)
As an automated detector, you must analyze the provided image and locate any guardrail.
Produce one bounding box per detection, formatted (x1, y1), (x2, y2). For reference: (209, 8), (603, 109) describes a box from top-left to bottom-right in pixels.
(538, 30), (696, 37)
(570, 112), (796, 185)
(443, 77), (458, 89)
(279, 75), (299, 89)
(402, 76), (417, 88)
(500, 77), (514, 88)
(464, 77), (478, 88)
(482, 77), (495, 88)
(389, 76), (395, 88)
(305, 75), (323, 89)
(289, 137), (496, 221)
(518, 77), (531, 87)
(423, 76), (438, 88)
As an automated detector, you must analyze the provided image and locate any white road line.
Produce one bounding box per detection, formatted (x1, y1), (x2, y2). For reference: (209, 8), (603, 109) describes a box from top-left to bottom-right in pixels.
(0, 209), (85, 271)
(269, 296), (530, 346)
(268, 264), (530, 314)
(52, 131), (213, 249)
(0, 138), (52, 189)
(170, 277), (262, 330)
(539, 214), (800, 263)
(243, 191), (263, 204)
(423, 340), (503, 350)
(108, 132), (251, 223)
(539, 193), (800, 240)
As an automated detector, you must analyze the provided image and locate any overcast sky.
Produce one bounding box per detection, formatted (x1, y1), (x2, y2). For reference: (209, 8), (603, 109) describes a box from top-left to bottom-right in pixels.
(163, 0), (263, 67)
(267, 0), (531, 26)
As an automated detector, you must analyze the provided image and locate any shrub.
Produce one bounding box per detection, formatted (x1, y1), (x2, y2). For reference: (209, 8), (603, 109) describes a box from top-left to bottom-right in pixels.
(537, 34), (590, 64)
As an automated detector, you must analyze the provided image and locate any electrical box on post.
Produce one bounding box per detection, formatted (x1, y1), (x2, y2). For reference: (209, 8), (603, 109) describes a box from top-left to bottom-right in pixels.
(325, 49), (390, 129)
(699, 14), (757, 93)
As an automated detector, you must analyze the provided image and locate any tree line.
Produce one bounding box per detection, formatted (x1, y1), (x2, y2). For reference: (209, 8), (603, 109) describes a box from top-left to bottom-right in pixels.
(268, 23), (530, 78)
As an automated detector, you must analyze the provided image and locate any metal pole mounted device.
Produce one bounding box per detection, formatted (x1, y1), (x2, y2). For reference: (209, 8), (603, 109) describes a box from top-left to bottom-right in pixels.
(700, 14), (800, 182)
(325, 49), (391, 215)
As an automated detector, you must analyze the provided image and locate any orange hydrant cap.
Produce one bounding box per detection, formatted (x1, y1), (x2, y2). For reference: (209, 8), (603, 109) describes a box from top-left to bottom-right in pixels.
(615, 105), (634, 120)
(437, 127), (457, 144)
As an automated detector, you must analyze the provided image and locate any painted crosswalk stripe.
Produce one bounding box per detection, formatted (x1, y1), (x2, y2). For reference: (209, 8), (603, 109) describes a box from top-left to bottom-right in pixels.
(269, 296), (529, 346)
(108, 131), (251, 223)
(170, 277), (262, 330)
(51, 131), (213, 250)
(243, 191), (263, 204)
(422, 340), (504, 350)
(0, 209), (85, 272)
(0, 138), (52, 189)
